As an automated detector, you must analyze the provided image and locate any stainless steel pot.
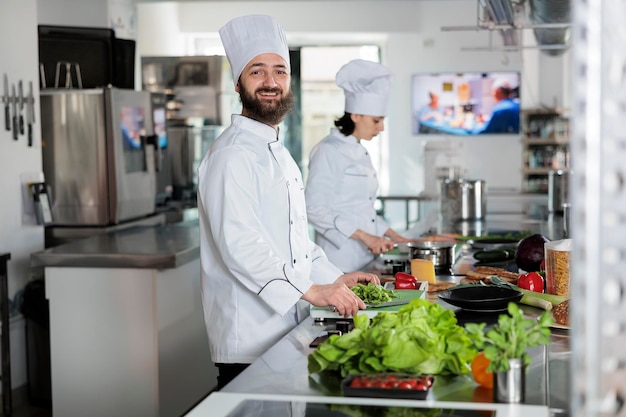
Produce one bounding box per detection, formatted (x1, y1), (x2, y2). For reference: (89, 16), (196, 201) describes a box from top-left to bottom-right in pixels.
(407, 241), (456, 268)
(440, 179), (486, 221)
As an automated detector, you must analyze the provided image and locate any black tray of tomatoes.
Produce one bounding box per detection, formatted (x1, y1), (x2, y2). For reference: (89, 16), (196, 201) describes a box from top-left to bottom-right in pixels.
(342, 373), (434, 400)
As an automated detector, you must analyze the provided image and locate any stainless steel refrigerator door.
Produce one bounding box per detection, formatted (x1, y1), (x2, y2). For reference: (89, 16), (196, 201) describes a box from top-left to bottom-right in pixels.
(105, 88), (157, 224)
(41, 89), (110, 225)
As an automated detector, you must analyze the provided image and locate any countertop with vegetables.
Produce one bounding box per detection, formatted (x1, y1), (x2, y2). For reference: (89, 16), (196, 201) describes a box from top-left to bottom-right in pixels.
(218, 215), (571, 416)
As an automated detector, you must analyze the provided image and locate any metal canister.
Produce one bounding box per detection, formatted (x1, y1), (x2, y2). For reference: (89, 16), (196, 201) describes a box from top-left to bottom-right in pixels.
(439, 179), (486, 221)
(548, 169), (571, 213)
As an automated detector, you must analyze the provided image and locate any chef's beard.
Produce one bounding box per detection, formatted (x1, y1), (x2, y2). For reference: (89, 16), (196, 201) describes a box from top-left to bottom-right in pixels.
(239, 84), (294, 126)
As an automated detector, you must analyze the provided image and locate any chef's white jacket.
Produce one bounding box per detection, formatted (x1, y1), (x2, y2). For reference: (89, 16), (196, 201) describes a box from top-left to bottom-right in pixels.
(197, 115), (342, 364)
(305, 129), (390, 272)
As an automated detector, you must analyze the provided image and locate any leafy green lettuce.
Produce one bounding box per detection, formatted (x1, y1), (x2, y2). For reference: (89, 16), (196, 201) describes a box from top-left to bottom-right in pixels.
(308, 299), (476, 377)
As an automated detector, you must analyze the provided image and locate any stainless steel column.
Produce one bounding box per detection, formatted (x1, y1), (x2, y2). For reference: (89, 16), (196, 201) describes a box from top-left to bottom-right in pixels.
(571, 1), (626, 416)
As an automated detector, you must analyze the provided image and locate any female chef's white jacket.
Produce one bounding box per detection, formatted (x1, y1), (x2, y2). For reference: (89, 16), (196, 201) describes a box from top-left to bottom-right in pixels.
(305, 129), (390, 272)
(198, 115), (342, 364)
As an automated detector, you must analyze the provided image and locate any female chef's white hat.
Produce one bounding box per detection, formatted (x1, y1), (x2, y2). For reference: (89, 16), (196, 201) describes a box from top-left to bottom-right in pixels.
(219, 14), (291, 85)
(336, 59), (393, 117)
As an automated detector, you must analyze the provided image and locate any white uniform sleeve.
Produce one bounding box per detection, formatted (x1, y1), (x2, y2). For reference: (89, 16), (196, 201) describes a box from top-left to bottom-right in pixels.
(310, 242), (343, 284)
(305, 143), (358, 248)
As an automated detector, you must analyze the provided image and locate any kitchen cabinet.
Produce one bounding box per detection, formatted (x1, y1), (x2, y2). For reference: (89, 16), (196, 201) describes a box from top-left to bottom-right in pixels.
(521, 109), (570, 193)
(30, 222), (216, 417)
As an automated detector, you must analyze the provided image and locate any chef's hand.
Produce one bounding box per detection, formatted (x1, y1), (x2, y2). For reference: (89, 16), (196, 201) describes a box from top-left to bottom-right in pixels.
(336, 271), (380, 288)
(352, 229), (395, 254)
(302, 283), (365, 318)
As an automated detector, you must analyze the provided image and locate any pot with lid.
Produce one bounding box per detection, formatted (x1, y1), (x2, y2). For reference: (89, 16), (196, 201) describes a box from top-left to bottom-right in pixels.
(407, 240), (456, 268)
(439, 178), (486, 222)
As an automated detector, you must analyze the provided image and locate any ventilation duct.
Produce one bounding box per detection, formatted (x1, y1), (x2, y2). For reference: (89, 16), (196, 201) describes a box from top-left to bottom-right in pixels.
(528, 0), (571, 55)
(440, 0), (571, 53)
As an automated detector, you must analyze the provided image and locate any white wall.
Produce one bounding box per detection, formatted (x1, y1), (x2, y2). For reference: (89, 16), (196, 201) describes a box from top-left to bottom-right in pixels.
(36, 0), (108, 26)
(0, 0), (44, 392)
(137, 0), (563, 196)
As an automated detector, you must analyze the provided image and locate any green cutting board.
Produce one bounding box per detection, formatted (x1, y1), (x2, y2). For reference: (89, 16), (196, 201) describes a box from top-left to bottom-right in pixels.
(310, 289), (426, 320)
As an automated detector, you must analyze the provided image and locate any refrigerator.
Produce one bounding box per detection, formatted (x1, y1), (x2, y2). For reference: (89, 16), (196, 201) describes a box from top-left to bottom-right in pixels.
(40, 87), (158, 226)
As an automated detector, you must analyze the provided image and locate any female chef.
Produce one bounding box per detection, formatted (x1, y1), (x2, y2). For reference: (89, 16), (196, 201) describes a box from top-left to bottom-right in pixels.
(305, 59), (414, 273)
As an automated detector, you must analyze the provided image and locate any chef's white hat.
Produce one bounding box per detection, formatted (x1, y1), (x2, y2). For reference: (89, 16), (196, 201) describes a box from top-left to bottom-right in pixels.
(219, 14), (290, 85)
(336, 59), (393, 117)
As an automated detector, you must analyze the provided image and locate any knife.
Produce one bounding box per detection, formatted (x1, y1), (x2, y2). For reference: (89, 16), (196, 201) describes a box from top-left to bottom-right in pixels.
(365, 299), (412, 308)
(18, 81), (24, 135)
(26, 81), (35, 147)
(2, 74), (8, 131)
(11, 84), (18, 140)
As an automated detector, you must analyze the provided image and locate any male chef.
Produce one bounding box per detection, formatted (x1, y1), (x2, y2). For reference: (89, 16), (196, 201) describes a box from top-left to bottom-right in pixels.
(197, 14), (379, 389)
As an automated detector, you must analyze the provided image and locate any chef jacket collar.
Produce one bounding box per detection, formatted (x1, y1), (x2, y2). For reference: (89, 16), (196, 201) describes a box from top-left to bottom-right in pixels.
(231, 114), (280, 147)
(331, 128), (368, 159)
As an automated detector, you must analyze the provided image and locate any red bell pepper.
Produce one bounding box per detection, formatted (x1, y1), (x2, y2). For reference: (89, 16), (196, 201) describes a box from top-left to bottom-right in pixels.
(395, 272), (417, 290)
(518, 271), (544, 293)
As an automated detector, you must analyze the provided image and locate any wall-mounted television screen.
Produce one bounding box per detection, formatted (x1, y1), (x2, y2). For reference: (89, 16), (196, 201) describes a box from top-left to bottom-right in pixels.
(411, 71), (521, 136)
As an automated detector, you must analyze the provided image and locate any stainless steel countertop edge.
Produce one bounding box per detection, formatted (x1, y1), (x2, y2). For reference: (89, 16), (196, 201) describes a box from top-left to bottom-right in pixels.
(31, 221), (200, 270)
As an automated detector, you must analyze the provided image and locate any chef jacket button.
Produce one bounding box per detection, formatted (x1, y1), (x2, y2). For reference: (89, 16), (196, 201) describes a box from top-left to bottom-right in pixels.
(305, 254), (309, 259)
(371, 219), (375, 222)
(293, 259), (296, 264)
(290, 220), (294, 225)
(365, 151), (369, 155)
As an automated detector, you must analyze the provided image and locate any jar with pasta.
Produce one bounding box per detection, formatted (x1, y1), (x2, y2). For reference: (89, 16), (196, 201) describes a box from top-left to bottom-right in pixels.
(544, 239), (572, 296)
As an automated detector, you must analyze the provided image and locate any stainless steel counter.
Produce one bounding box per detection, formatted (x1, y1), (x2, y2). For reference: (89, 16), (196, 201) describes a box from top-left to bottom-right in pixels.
(222, 308), (569, 414)
(31, 220), (200, 269)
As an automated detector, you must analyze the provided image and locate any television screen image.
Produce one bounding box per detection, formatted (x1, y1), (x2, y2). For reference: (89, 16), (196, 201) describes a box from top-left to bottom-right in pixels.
(411, 72), (521, 136)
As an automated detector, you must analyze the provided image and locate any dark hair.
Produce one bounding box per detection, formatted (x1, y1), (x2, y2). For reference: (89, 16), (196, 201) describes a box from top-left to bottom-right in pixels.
(498, 86), (512, 98)
(334, 113), (355, 136)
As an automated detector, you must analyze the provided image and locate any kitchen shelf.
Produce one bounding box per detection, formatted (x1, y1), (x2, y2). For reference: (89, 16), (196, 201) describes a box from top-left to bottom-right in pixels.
(521, 109), (570, 194)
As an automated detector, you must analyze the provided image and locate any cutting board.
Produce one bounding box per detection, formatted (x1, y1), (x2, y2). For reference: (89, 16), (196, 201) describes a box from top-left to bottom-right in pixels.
(310, 288), (427, 320)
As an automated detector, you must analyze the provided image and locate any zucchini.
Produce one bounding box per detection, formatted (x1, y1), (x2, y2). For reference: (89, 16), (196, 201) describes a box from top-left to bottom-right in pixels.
(473, 249), (515, 262)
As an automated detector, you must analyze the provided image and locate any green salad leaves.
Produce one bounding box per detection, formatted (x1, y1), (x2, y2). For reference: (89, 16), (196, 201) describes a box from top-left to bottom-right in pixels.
(308, 299), (477, 377)
(351, 283), (397, 305)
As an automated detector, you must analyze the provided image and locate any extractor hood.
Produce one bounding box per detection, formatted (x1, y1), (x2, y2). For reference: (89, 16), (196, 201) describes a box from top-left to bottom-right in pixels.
(441, 0), (571, 54)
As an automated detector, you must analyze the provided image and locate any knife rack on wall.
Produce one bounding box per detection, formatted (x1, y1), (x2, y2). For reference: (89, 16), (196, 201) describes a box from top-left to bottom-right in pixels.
(1, 72), (36, 146)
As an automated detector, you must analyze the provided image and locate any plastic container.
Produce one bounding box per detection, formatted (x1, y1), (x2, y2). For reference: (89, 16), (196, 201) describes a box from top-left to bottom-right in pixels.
(544, 238), (572, 296)
(342, 374), (434, 400)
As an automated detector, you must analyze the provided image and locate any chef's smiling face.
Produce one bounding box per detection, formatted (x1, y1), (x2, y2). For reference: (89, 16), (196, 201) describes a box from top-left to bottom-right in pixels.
(237, 53), (294, 127)
(351, 114), (385, 142)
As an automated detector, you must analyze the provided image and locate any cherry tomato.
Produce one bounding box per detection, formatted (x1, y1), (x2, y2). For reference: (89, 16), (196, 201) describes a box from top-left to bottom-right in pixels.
(471, 352), (494, 389)
(362, 380), (376, 388)
(350, 377), (362, 388)
(397, 381), (413, 390)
